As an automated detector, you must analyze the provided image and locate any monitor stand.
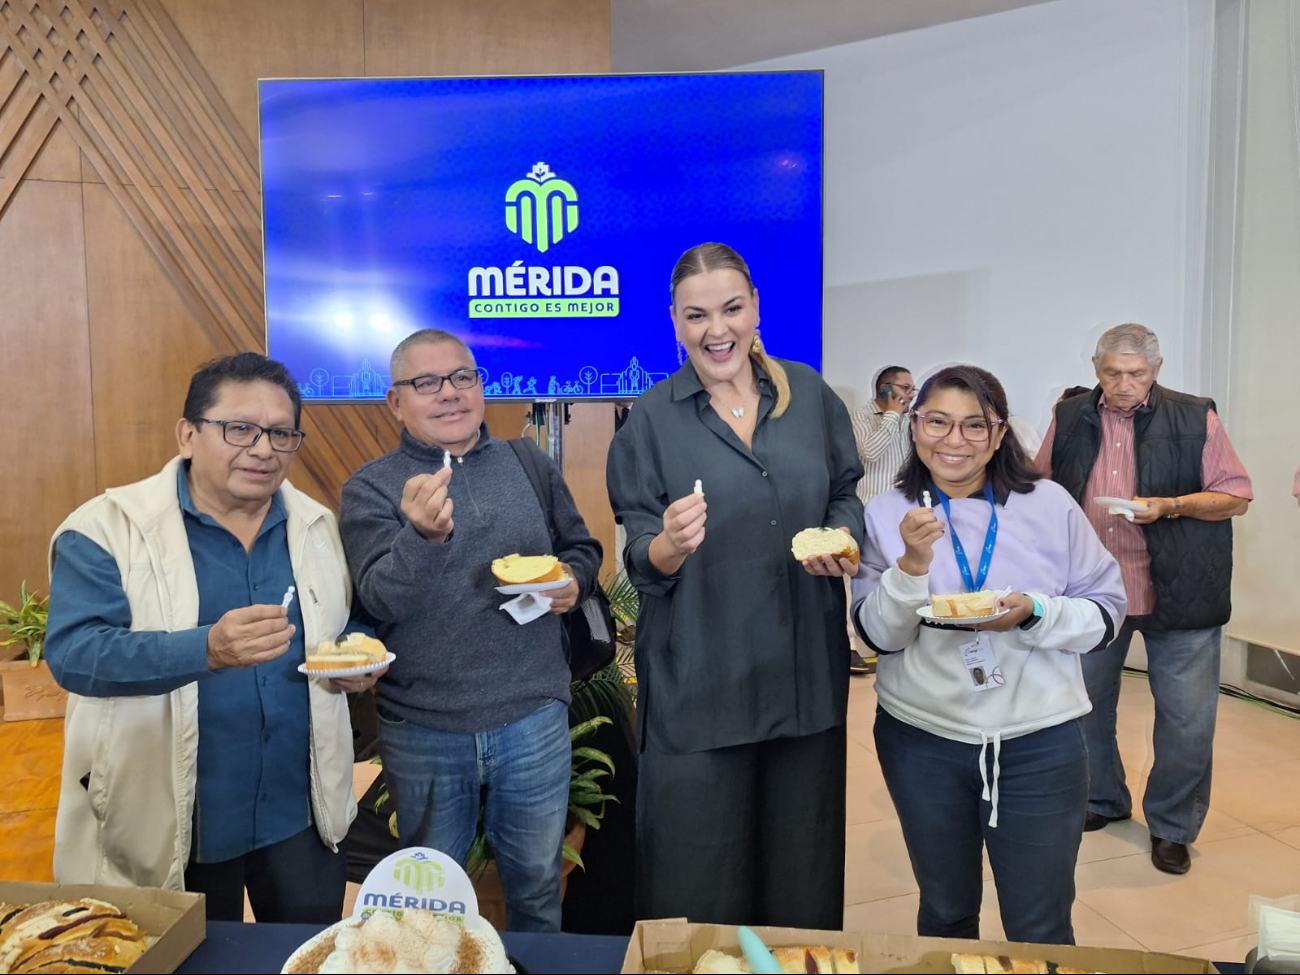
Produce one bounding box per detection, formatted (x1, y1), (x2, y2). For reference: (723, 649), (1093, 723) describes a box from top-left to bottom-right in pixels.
(530, 400), (569, 467)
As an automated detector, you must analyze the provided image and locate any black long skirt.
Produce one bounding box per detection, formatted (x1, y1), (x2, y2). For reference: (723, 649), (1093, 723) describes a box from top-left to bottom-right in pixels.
(636, 723), (847, 929)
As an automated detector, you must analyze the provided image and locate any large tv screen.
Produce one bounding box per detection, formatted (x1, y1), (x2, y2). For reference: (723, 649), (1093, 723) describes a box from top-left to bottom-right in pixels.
(259, 71), (823, 401)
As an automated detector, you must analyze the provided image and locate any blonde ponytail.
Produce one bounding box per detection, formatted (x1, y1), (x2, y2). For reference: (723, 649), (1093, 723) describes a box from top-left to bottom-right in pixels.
(749, 332), (790, 418)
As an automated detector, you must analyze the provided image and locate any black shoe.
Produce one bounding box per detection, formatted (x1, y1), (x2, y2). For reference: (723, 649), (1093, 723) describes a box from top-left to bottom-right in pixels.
(1083, 810), (1132, 832)
(1151, 836), (1191, 874)
(849, 650), (874, 675)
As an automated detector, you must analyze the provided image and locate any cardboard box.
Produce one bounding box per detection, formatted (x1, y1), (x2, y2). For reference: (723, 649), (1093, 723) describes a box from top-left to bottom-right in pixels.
(621, 919), (1222, 974)
(0, 881), (205, 974)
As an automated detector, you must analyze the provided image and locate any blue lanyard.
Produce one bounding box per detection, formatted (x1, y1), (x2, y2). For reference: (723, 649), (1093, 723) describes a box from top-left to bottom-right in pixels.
(935, 481), (998, 592)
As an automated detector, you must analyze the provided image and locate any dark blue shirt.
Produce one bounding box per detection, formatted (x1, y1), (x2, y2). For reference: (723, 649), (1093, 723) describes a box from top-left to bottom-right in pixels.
(46, 466), (312, 863)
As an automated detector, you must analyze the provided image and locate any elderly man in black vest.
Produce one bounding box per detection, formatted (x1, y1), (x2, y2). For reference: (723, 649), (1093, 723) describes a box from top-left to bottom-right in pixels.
(1036, 324), (1252, 875)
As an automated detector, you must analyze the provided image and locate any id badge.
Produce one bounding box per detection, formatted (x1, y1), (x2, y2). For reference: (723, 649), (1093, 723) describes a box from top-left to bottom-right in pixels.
(961, 633), (1004, 692)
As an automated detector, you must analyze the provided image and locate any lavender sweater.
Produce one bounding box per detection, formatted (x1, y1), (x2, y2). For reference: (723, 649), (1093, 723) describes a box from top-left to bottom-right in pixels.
(852, 479), (1127, 744)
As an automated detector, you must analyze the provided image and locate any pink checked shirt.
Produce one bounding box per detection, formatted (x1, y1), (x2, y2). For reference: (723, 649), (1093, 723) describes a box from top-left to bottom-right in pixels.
(1036, 396), (1252, 616)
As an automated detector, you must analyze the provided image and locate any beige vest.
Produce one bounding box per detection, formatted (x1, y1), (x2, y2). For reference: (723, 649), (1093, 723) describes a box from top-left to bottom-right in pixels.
(48, 456), (358, 889)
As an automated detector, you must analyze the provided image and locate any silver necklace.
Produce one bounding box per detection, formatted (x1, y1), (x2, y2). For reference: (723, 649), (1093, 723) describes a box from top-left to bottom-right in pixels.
(712, 380), (755, 420)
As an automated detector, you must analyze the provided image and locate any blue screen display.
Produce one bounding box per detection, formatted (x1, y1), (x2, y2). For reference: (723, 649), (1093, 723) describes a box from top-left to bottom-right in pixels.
(259, 72), (823, 401)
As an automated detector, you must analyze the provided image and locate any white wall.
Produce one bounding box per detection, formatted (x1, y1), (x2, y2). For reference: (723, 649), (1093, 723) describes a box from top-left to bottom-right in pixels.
(748, 0), (1217, 436)
(1222, 0), (1300, 651)
(745, 0), (1300, 656)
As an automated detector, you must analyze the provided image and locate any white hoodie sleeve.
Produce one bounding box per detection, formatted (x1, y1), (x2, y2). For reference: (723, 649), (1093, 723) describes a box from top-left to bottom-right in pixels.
(861, 564), (931, 653)
(1018, 498), (1128, 654)
(852, 506), (929, 653)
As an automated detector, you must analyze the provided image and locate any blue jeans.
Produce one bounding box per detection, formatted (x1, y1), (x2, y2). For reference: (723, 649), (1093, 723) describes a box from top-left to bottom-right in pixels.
(874, 707), (1087, 945)
(1081, 619), (1221, 844)
(376, 699), (570, 932)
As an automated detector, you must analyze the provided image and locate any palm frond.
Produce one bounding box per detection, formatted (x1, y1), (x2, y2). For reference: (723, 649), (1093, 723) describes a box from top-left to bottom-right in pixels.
(602, 568), (640, 627)
(569, 663), (634, 725)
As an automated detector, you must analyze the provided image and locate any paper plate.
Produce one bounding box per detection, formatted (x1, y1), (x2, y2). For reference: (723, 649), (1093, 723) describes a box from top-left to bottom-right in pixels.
(917, 605), (1011, 627)
(494, 577), (572, 595)
(296, 652), (396, 679)
(1093, 496), (1148, 512)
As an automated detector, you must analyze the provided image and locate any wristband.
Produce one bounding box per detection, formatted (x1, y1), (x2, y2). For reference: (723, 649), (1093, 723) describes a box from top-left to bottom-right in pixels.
(1018, 594), (1045, 630)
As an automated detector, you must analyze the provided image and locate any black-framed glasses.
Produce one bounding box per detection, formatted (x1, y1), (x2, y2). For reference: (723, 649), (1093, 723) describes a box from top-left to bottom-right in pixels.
(195, 418), (307, 452)
(912, 411), (1003, 443)
(391, 369), (481, 395)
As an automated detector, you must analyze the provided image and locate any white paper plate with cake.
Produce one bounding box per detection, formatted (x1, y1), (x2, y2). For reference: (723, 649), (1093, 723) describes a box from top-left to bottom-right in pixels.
(298, 633), (393, 678)
(918, 590), (1011, 625)
(490, 553), (572, 594)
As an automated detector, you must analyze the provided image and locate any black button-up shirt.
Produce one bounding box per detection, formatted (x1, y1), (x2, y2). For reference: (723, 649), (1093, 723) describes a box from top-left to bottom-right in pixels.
(607, 359), (865, 754)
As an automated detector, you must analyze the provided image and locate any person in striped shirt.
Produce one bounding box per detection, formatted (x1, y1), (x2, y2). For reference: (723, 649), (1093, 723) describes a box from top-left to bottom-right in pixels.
(1036, 324), (1252, 876)
(847, 366), (916, 675)
(851, 366), (916, 505)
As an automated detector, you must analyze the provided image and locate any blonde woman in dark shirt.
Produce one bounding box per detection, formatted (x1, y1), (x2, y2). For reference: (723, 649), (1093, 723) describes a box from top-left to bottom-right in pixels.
(606, 242), (864, 928)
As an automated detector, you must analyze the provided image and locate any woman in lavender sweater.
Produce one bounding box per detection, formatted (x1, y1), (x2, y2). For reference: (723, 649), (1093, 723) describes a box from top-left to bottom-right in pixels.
(851, 365), (1126, 946)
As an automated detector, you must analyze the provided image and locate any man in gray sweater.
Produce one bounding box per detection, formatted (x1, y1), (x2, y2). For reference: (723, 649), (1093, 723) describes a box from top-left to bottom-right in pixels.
(339, 329), (602, 932)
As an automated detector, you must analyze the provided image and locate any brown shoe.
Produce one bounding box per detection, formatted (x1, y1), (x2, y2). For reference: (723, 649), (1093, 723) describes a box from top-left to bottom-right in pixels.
(850, 650), (874, 675)
(1151, 836), (1191, 874)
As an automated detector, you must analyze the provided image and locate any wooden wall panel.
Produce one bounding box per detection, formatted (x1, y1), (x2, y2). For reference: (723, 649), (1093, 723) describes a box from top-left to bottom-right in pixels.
(565, 404), (618, 582)
(0, 52), (76, 193)
(485, 403), (534, 443)
(20, 123), (82, 184)
(0, 179), (95, 601)
(363, 0), (612, 77)
(157, 0), (365, 148)
(82, 181), (218, 491)
(0, 0), (615, 605)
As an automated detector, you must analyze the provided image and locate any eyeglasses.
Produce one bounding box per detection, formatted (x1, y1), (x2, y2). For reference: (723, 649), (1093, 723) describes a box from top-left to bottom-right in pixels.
(391, 370), (481, 395)
(195, 418), (307, 452)
(912, 411), (1003, 443)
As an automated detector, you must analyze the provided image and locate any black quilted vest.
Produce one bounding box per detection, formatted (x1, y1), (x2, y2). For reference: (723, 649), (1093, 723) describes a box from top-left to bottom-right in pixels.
(1050, 384), (1232, 630)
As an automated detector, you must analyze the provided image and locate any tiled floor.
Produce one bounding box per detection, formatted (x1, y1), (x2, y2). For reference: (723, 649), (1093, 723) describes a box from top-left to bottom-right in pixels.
(843, 672), (1300, 964)
(4, 671), (1298, 963)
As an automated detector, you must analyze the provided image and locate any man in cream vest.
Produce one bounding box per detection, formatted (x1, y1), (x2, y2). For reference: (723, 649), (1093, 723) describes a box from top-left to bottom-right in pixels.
(45, 353), (380, 923)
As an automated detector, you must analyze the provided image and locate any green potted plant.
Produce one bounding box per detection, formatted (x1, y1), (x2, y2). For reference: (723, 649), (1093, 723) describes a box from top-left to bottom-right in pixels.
(0, 582), (66, 722)
(465, 714), (617, 870)
(0, 582), (48, 666)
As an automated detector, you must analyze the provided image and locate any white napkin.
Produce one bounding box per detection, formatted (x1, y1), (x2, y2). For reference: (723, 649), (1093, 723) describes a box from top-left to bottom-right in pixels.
(500, 592), (553, 624)
(1106, 504), (1137, 522)
(1258, 903), (1300, 963)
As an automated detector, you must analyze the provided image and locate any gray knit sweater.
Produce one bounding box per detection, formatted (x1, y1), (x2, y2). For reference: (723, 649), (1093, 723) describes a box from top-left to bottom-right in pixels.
(339, 425), (602, 733)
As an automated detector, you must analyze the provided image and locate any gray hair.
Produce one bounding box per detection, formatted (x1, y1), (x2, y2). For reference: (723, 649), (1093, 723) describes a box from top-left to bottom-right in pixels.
(389, 329), (475, 381)
(1092, 323), (1162, 368)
